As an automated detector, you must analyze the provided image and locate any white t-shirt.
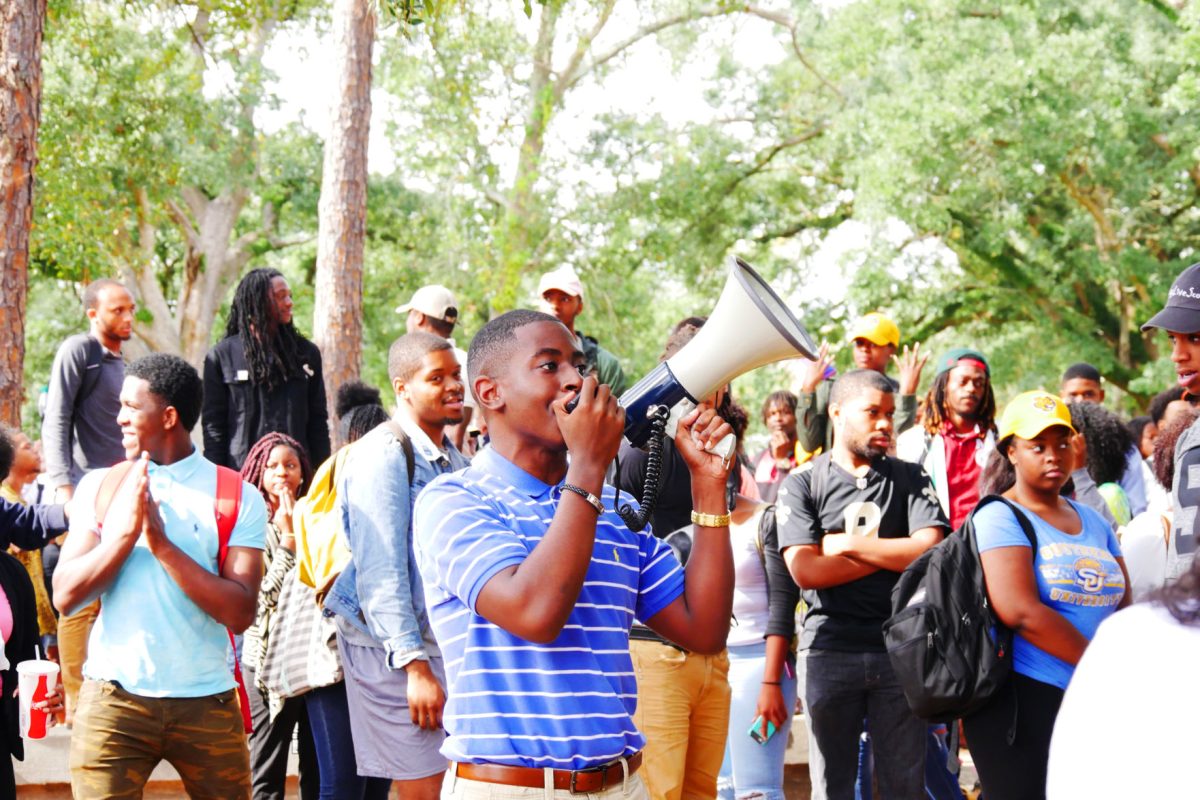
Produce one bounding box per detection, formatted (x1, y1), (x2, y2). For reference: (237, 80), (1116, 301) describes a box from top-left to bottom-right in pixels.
(1047, 603), (1200, 799)
(728, 507), (770, 647)
(1121, 510), (1170, 602)
(1142, 460), (1169, 515)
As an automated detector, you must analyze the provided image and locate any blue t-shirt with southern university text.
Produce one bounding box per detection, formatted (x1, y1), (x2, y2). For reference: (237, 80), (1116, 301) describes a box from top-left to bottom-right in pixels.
(974, 498), (1125, 689)
(413, 446), (684, 770)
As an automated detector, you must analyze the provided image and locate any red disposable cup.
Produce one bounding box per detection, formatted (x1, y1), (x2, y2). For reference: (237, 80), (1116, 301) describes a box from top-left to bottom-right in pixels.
(17, 660), (59, 739)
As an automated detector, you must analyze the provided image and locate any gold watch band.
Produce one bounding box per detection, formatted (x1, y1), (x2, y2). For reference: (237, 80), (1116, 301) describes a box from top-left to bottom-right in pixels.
(690, 510), (731, 528)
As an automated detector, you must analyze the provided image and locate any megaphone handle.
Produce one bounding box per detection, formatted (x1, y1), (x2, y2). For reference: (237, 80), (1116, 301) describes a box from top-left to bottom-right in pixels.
(710, 432), (736, 461)
(664, 401), (736, 462)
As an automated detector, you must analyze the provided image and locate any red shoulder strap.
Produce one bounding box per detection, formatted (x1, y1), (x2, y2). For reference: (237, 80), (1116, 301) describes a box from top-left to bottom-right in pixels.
(214, 465), (241, 570)
(93, 460), (136, 532)
(213, 465), (252, 734)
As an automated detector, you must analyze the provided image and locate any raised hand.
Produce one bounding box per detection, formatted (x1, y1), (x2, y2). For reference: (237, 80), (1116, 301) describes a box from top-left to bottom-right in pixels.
(135, 454), (168, 556)
(769, 428), (794, 460)
(273, 486), (295, 537)
(553, 375), (625, 472)
(892, 342), (929, 396)
(115, 453), (151, 542)
(673, 402), (735, 487)
(799, 342), (832, 394)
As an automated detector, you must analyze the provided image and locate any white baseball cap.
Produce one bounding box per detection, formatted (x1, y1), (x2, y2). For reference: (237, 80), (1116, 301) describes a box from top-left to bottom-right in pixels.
(537, 266), (584, 299)
(396, 285), (459, 323)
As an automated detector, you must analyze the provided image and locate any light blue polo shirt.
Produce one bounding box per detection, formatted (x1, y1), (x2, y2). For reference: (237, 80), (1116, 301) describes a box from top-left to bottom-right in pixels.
(73, 449), (266, 698)
(413, 446), (685, 770)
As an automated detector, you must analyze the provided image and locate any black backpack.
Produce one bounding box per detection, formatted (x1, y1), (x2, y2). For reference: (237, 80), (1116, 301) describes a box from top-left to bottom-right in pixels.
(882, 495), (1036, 722)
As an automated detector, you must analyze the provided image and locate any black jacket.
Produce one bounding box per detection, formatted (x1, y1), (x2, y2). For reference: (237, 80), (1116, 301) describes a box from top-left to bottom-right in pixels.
(1, 553), (38, 762)
(0, 499), (67, 551)
(201, 335), (331, 470)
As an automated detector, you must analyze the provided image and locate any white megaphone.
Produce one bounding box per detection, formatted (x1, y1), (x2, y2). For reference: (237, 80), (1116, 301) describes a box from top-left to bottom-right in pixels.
(617, 256), (818, 459)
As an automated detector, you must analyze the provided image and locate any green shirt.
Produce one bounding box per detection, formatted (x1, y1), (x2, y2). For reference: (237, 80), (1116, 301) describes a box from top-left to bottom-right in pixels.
(580, 333), (628, 396)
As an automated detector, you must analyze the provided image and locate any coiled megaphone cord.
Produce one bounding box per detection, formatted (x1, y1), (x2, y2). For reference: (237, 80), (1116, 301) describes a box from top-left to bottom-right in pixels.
(613, 405), (670, 532)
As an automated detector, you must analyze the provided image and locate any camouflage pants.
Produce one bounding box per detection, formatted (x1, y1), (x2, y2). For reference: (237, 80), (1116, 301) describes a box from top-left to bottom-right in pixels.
(69, 679), (251, 800)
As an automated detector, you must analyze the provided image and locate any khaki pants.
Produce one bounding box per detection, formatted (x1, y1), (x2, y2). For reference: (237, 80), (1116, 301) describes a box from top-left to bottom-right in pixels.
(57, 598), (99, 716)
(630, 641), (731, 800)
(69, 679), (250, 800)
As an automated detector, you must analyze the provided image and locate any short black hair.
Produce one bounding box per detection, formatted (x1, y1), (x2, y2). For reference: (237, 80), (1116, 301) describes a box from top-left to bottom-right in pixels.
(388, 332), (454, 384)
(83, 279), (126, 310)
(830, 369), (895, 407)
(0, 426), (14, 482)
(1127, 415), (1155, 446)
(409, 309), (455, 339)
(343, 403), (390, 443)
(1062, 362), (1102, 384)
(660, 316), (707, 362)
(761, 390), (798, 422)
(335, 379), (383, 419)
(125, 353), (204, 431)
(468, 309), (561, 389)
(335, 379), (390, 443)
(1148, 387), (1189, 424)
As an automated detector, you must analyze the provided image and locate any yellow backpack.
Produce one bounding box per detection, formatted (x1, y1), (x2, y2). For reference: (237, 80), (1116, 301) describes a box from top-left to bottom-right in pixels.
(294, 422), (414, 601)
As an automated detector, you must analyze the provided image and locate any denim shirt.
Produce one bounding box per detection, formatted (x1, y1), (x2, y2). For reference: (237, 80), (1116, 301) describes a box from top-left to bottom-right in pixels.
(324, 416), (470, 668)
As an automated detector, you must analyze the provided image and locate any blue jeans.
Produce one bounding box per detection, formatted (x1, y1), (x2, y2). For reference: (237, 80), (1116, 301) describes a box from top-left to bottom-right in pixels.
(304, 681), (391, 800)
(855, 724), (964, 800)
(717, 641), (797, 800)
(799, 649), (924, 800)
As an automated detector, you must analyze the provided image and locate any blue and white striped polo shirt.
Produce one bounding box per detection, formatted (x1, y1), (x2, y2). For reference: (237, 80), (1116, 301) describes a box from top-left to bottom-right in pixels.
(413, 446), (684, 770)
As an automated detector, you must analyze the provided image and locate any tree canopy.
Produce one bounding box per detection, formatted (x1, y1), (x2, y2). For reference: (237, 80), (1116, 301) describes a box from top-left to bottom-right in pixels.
(18, 0), (1200, 434)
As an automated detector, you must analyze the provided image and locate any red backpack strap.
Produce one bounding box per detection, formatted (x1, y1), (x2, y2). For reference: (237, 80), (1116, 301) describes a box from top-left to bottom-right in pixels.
(215, 466), (242, 568)
(213, 465), (252, 734)
(93, 460), (136, 533)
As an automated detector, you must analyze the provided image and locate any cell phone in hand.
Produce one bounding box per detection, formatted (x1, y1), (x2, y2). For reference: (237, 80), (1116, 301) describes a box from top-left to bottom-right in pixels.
(748, 715), (777, 745)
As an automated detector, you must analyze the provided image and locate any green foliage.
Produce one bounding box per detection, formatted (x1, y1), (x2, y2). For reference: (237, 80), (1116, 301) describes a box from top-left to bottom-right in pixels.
(819, 0), (1198, 412)
(34, 0), (1200, 443)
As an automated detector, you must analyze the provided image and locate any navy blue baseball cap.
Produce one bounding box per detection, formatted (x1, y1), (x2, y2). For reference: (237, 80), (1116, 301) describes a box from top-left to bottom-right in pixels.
(1143, 262), (1200, 333)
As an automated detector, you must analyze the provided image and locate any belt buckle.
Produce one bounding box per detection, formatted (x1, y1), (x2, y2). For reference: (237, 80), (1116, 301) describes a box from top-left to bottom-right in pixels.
(569, 763), (608, 794)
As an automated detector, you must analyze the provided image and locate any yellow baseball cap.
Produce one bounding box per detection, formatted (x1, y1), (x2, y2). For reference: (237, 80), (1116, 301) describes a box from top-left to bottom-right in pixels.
(997, 391), (1076, 441)
(847, 312), (900, 347)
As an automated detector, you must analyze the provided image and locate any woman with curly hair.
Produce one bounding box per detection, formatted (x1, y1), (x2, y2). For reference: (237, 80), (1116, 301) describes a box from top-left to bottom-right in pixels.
(1067, 402), (1136, 526)
(1119, 408), (1200, 601)
(240, 432), (319, 800)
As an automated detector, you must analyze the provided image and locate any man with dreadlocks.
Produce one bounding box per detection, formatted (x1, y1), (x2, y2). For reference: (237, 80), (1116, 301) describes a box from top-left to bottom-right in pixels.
(202, 268), (331, 471)
(896, 347), (997, 530)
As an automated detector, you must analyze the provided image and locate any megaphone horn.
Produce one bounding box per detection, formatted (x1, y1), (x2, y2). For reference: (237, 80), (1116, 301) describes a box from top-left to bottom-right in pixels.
(618, 256), (817, 454)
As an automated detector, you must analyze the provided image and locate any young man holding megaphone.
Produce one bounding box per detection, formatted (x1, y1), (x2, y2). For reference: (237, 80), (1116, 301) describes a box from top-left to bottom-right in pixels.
(413, 309), (737, 799)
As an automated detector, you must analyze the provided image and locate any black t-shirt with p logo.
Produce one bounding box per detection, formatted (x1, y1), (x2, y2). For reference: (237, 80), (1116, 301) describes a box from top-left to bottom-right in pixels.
(776, 454), (947, 652)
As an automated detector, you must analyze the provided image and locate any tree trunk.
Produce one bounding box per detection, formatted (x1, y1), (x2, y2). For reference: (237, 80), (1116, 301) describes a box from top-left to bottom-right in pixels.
(176, 187), (253, 367)
(0, 0), (46, 427)
(313, 0), (374, 448)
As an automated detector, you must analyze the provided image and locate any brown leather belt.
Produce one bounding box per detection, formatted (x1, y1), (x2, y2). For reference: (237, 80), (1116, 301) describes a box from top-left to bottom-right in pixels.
(455, 752), (642, 793)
